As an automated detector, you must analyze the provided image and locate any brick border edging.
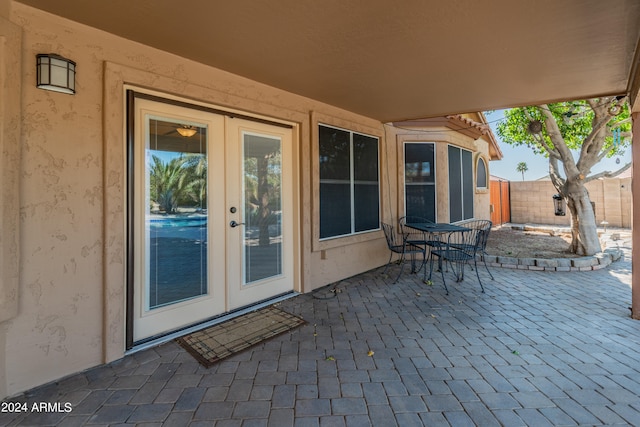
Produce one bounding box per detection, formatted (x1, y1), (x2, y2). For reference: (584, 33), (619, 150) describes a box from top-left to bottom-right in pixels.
(480, 248), (624, 272)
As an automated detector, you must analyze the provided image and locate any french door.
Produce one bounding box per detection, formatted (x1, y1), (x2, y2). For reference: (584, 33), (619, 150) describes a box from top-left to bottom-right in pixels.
(131, 96), (294, 343)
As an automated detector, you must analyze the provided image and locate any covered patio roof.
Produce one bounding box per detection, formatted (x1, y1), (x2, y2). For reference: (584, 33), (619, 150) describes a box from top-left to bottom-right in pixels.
(14, 0), (640, 120)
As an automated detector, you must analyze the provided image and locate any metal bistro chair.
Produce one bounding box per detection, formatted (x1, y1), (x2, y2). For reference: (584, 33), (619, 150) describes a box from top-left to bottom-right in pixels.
(450, 219), (494, 281)
(381, 222), (426, 283)
(428, 226), (489, 294)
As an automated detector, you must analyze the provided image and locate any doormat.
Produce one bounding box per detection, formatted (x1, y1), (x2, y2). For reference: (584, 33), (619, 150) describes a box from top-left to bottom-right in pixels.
(176, 306), (306, 367)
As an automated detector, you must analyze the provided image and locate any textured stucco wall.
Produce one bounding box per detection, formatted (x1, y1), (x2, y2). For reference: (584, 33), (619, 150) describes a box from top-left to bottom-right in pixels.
(4, 3), (392, 397)
(3, 3), (496, 398)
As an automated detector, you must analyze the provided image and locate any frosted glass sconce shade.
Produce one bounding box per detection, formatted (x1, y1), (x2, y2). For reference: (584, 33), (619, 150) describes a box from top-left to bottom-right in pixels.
(36, 53), (76, 94)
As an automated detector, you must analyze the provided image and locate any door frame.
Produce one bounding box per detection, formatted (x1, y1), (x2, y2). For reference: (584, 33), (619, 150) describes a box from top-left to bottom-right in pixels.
(124, 89), (301, 349)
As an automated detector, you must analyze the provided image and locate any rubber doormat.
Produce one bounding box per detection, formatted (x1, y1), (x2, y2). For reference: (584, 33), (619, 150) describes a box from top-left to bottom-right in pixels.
(176, 306), (306, 367)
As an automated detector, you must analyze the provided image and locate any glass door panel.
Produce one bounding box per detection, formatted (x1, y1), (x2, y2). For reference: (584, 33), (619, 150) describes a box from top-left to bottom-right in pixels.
(227, 119), (294, 309)
(147, 118), (208, 308)
(243, 134), (283, 284)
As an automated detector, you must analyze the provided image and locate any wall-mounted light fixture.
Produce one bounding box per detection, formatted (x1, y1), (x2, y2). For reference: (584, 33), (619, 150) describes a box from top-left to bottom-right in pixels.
(36, 53), (76, 94)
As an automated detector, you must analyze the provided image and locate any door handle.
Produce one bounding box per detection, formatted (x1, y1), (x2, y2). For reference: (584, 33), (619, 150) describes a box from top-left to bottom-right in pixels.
(230, 220), (244, 228)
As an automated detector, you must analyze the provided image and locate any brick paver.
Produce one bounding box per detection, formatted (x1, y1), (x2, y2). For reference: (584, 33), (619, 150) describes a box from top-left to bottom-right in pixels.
(2, 236), (638, 426)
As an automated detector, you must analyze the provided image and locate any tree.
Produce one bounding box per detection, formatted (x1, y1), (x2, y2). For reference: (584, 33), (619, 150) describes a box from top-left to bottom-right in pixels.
(244, 151), (282, 246)
(149, 155), (189, 214)
(149, 154), (209, 214)
(516, 162), (528, 181)
(182, 153), (207, 209)
(496, 97), (631, 256)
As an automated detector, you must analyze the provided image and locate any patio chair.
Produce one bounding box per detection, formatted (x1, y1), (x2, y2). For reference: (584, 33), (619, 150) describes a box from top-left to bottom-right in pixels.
(381, 222), (426, 283)
(449, 219), (494, 280)
(427, 226), (489, 294)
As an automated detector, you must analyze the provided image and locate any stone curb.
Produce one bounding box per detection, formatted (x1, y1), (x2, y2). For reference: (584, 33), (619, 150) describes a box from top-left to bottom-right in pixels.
(483, 223), (628, 272)
(480, 248), (623, 272)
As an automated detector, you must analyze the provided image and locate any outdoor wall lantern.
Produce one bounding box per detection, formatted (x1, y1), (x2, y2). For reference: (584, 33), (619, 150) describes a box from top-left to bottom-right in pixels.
(36, 53), (76, 94)
(553, 193), (566, 216)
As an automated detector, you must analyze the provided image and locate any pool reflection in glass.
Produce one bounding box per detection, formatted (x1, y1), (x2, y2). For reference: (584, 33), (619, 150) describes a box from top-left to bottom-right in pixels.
(145, 118), (209, 309)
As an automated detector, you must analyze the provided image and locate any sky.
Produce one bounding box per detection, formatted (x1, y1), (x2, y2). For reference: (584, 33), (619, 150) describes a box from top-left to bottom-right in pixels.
(484, 110), (632, 182)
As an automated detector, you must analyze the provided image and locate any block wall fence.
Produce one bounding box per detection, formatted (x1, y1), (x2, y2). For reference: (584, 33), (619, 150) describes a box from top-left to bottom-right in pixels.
(509, 178), (632, 228)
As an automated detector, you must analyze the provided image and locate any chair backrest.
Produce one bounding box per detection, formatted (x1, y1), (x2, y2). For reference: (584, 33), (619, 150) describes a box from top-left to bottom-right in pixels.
(454, 219), (491, 231)
(468, 220), (492, 251)
(448, 219), (492, 249)
(471, 228), (488, 253)
(381, 222), (399, 248)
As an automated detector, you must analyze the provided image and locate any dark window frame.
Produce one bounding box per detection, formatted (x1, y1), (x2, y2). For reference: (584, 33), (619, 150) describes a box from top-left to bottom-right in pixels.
(448, 145), (474, 222)
(403, 142), (437, 222)
(476, 156), (488, 189)
(318, 123), (381, 240)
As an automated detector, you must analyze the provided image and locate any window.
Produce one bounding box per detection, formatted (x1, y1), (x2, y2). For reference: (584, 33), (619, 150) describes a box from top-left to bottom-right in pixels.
(319, 124), (380, 239)
(476, 157), (488, 189)
(404, 142), (436, 221)
(448, 145), (474, 222)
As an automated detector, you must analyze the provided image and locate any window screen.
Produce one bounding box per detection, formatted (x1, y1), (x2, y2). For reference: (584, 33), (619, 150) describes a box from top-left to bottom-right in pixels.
(319, 125), (380, 239)
(404, 143), (436, 221)
(448, 145), (474, 222)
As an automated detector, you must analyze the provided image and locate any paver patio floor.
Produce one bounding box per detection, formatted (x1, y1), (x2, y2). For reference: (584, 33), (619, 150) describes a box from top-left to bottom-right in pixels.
(2, 237), (638, 426)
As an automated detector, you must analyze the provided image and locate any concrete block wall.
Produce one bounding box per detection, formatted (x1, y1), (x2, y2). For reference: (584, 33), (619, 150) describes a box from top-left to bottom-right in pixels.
(510, 178), (632, 228)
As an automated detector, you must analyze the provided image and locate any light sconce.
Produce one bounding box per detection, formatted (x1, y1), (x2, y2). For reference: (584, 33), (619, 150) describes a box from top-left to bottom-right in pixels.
(36, 53), (76, 94)
(176, 125), (198, 137)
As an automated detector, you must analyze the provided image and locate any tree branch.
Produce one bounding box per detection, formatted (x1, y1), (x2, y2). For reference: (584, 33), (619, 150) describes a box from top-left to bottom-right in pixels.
(524, 109), (535, 121)
(577, 97), (622, 172)
(581, 117), (610, 150)
(538, 105), (578, 175)
(596, 144), (617, 163)
(548, 157), (565, 192)
(533, 132), (561, 158)
(585, 162), (631, 182)
(587, 98), (600, 110)
(615, 117), (632, 126)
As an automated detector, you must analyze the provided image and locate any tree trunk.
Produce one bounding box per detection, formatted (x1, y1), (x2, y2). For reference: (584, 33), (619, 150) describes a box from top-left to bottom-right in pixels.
(257, 156), (271, 246)
(563, 179), (601, 256)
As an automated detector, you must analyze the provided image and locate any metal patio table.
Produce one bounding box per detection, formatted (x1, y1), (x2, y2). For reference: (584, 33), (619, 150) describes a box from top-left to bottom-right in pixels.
(404, 222), (471, 283)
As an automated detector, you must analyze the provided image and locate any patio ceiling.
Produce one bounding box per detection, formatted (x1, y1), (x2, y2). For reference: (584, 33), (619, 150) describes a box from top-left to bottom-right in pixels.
(15, 0), (640, 121)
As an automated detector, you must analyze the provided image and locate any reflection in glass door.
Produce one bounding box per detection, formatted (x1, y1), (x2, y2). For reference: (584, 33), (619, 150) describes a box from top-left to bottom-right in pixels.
(130, 96), (294, 344)
(243, 134), (283, 284)
(132, 98), (225, 343)
(147, 118), (208, 308)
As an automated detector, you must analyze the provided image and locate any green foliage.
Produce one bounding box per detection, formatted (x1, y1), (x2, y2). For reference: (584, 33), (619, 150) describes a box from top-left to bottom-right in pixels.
(516, 161), (528, 180)
(496, 100), (631, 159)
(494, 97), (631, 255)
(243, 153), (282, 225)
(149, 153), (207, 213)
